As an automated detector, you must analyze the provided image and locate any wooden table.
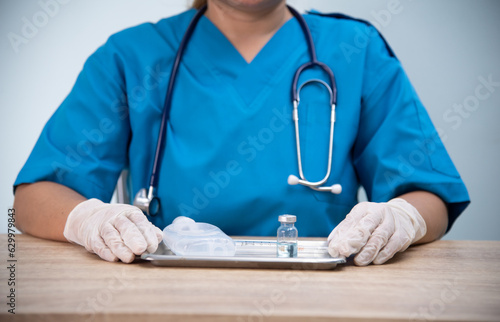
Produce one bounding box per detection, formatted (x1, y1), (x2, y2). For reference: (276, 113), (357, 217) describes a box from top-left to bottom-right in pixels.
(1, 234), (499, 322)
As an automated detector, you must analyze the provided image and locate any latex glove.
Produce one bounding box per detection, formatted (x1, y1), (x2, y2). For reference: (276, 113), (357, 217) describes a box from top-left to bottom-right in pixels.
(63, 199), (162, 263)
(327, 198), (427, 266)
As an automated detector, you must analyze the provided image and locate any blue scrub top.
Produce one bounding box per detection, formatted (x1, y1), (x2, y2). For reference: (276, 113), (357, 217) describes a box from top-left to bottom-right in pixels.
(15, 9), (470, 237)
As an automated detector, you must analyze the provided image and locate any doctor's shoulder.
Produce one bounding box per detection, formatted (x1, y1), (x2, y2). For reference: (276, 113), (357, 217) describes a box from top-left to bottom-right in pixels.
(90, 10), (197, 65)
(304, 10), (397, 61)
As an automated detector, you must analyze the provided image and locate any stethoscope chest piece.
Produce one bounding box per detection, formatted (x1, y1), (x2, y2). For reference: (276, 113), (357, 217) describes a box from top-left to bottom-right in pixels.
(134, 186), (160, 216)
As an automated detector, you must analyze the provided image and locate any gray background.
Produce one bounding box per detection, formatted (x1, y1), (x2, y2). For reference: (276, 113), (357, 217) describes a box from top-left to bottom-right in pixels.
(1, 0), (499, 240)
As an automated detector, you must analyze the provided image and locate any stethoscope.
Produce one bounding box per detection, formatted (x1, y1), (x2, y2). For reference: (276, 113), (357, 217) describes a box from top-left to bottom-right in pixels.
(134, 4), (342, 216)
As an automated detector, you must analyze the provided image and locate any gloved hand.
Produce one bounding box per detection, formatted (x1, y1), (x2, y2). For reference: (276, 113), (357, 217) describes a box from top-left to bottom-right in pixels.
(63, 199), (162, 263)
(327, 198), (427, 266)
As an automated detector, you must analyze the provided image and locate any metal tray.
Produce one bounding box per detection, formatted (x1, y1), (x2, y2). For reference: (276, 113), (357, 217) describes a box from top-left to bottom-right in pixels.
(141, 239), (346, 270)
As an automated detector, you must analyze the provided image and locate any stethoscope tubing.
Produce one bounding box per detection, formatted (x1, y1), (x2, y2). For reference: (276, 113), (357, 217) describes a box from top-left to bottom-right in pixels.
(288, 6), (337, 106)
(149, 5), (208, 190)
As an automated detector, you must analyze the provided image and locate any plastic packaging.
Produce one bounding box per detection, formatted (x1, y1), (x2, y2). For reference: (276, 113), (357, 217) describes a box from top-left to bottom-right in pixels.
(162, 216), (236, 256)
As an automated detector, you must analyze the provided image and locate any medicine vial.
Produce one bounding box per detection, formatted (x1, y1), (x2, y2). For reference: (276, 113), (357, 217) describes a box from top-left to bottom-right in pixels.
(277, 215), (298, 258)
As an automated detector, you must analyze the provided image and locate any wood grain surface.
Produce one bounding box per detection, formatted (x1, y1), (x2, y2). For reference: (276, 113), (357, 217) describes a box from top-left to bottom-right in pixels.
(1, 234), (499, 322)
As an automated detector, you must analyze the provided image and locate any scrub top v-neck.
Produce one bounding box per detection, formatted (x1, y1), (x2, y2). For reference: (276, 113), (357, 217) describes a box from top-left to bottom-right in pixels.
(157, 13), (332, 235)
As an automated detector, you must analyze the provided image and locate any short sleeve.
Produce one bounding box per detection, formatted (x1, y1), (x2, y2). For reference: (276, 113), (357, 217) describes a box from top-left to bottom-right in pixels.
(14, 36), (130, 202)
(352, 26), (470, 231)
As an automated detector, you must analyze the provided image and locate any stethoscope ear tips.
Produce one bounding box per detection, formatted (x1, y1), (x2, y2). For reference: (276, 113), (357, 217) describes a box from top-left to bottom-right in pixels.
(330, 184), (342, 195)
(288, 174), (342, 194)
(288, 175), (301, 185)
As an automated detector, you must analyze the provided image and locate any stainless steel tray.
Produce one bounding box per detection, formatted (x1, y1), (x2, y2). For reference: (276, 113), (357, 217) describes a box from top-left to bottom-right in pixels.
(141, 239), (346, 270)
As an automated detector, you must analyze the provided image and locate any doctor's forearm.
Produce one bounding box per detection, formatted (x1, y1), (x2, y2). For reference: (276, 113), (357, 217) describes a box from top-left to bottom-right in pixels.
(13, 182), (86, 242)
(397, 191), (448, 244)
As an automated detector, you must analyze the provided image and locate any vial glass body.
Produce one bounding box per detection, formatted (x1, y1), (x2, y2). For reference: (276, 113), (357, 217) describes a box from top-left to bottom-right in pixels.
(277, 216), (298, 258)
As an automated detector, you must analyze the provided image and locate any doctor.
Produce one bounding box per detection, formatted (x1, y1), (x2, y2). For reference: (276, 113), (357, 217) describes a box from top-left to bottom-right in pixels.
(13, 0), (469, 265)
